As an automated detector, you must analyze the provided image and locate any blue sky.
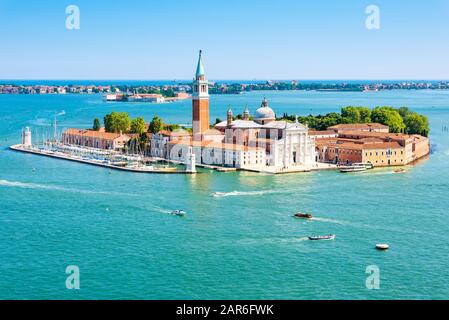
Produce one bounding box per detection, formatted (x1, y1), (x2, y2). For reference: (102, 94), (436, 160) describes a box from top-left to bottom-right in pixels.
(1, 0), (448, 80)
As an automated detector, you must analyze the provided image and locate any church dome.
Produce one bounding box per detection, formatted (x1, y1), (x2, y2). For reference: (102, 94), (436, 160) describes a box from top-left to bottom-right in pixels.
(254, 98), (275, 124)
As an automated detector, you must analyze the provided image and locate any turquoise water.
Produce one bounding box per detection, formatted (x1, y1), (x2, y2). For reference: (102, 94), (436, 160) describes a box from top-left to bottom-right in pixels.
(0, 90), (448, 299)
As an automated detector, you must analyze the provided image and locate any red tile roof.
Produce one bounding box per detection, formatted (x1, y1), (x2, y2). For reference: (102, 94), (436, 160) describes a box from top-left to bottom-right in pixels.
(169, 139), (264, 151)
(64, 128), (127, 140)
(159, 130), (191, 137)
(329, 123), (389, 130)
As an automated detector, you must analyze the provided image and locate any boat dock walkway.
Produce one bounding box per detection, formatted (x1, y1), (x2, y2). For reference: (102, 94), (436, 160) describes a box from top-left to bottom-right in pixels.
(240, 162), (337, 174)
(10, 145), (192, 174)
(150, 157), (237, 172)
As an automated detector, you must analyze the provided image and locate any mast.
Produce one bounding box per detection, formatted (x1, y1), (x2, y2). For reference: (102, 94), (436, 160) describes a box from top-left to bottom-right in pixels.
(54, 114), (57, 143)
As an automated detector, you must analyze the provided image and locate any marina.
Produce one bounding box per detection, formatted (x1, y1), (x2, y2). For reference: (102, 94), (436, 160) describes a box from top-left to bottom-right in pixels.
(9, 144), (191, 174)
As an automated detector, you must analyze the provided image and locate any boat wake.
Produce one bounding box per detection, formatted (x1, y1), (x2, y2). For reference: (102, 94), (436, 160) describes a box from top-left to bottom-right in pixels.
(313, 216), (384, 231)
(212, 190), (279, 198)
(358, 171), (395, 176)
(237, 236), (310, 245)
(0, 179), (136, 197)
(151, 207), (173, 215)
(311, 217), (348, 225)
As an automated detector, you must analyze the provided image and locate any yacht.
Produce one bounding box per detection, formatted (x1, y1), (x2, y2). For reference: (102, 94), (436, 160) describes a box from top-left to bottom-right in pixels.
(339, 163), (373, 173)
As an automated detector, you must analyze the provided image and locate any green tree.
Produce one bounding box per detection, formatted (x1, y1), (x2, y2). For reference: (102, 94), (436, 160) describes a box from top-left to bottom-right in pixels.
(341, 106), (361, 123)
(398, 107), (411, 119)
(162, 88), (175, 98)
(104, 111), (131, 133)
(404, 113), (429, 137)
(93, 118), (101, 131)
(148, 115), (164, 134)
(357, 107), (372, 123)
(130, 117), (146, 135)
(371, 107), (405, 133)
(321, 112), (343, 129)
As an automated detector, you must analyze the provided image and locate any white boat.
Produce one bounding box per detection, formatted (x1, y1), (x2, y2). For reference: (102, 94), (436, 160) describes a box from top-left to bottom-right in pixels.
(376, 244), (389, 250)
(308, 235), (336, 241)
(339, 163), (373, 173)
(171, 210), (186, 216)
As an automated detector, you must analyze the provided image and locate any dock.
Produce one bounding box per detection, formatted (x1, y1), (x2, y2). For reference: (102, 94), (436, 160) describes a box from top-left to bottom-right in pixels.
(150, 157), (237, 172)
(10, 145), (193, 174)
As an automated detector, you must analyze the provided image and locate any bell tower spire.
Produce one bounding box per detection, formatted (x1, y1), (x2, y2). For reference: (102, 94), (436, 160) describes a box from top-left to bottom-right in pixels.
(196, 50), (205, 80)
(192, 50), (210, 140)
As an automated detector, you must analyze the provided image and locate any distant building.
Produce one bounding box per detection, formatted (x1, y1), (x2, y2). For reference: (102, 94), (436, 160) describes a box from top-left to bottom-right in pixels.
(308, 130), (338, 139)
(150, 130), (191, 158)
(128, 93), (165, 103)
(62, 128), (130, 150)
(104, 93), (125, 101)
(328, 123), (389, 134)
(315, 130), (430, 166)
(175, 92), (190, 100)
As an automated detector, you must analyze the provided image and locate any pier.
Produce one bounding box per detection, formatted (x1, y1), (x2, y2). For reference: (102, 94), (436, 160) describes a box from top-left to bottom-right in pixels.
(9, 144), (193, 174)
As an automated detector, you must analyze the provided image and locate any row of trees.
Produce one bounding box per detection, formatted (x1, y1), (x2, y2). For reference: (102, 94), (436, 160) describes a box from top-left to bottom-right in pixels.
(92, 112), (146, 135)
(92, 112), (188, 136)
(279, 106), (429, 136)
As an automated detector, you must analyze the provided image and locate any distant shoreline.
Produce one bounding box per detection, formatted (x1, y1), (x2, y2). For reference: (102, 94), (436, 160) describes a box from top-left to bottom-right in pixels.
(1, 80), (449, 95)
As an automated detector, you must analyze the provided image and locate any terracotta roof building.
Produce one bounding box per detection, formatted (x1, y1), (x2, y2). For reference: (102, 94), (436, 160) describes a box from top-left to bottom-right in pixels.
(62, 128), (131, 150)
(328, 123), (389, 133)
(315, 127), (430, 167)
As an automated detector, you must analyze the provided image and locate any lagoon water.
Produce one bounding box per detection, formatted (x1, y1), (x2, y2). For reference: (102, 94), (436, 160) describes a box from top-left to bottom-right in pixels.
(0, 90), (448, 299)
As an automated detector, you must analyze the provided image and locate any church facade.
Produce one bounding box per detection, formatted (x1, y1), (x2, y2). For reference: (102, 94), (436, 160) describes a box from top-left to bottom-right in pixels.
(161, 51), (316, 172)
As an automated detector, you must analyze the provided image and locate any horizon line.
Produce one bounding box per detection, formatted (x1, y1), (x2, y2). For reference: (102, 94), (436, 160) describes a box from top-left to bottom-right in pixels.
(1, 78), (449, 82)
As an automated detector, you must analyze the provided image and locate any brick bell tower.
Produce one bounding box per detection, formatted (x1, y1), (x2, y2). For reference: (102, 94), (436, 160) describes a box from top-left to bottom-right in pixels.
(192, 50), (210, 141)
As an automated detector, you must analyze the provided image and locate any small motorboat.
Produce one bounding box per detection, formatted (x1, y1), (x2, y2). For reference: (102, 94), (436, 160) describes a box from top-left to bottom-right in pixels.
(394, 168), (406, 174)
(376, 244), (389, 250)
(308, 235), (336, 241)
(171, 209), (186, 217)
(294, 212), (313, 219)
